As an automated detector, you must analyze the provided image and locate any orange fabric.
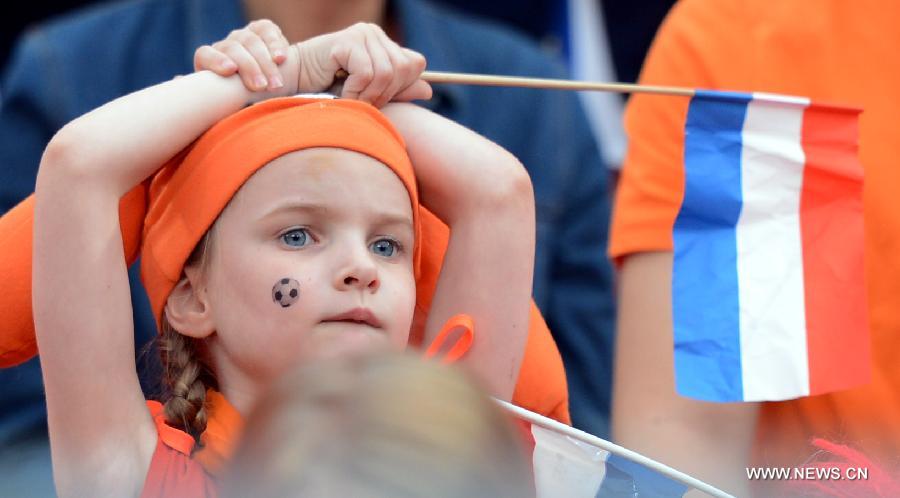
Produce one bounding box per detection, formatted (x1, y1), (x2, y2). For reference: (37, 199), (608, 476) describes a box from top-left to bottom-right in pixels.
(0, 97), (569, 423)
(0, 186), (147, 366)
(142, 399), (216, 498)
(611, 0), (900, 465)
(194, 390), (246, 475)
(142, 390), (242, 497)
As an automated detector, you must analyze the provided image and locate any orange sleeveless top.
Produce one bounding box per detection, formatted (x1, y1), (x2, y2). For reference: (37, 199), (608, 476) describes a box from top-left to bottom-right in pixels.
(140, 390), (242, 498)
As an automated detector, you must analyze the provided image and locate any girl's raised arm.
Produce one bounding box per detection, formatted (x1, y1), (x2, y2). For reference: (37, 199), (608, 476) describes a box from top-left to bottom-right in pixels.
(381, 103), (536, 401)
(34, 62), (264, 498)
(32, 22), (426, 497)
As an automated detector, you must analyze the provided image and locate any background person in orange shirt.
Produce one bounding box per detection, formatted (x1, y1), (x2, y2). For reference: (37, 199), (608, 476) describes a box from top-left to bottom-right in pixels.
(610, 0), (900, 494)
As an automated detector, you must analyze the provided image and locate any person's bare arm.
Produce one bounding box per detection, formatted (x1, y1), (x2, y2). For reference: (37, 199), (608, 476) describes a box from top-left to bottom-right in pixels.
(612, 251), (758, 495)
(381, 103), (535, 401)
(34, 66), (277, 498)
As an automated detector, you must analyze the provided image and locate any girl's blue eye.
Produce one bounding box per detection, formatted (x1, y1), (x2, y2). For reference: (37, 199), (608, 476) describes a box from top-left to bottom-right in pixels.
(370, 238), (399, 257)
(282, 228), (310, 247)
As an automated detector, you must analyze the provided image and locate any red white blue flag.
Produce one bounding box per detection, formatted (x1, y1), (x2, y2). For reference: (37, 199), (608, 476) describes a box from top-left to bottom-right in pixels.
(673, 91), (869, 402)
(499, 401), (728, 497)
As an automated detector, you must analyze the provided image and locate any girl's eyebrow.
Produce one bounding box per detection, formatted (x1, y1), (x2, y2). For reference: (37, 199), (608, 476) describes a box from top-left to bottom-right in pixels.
(372, 212), (414, 231)
(257, 202), (329, 221)
(258, 201), (413, 230)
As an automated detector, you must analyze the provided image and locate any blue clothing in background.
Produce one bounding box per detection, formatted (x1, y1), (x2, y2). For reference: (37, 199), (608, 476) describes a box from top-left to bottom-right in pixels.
(0, 0), (614, 460)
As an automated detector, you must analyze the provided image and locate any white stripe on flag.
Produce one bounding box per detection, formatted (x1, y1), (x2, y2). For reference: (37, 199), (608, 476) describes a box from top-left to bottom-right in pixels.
(737, 95), (811, 401)
(497, 400), (734, 498)
(532, 425), (609, 496)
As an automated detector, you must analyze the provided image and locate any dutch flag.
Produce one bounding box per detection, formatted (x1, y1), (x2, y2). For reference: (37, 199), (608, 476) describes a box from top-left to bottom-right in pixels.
(673, 91), (869, 402)
(499, 400), (729, 497)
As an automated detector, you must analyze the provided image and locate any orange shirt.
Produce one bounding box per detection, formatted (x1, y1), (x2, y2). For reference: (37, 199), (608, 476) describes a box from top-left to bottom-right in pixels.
(141, 391), (242, 498)
(611, 0), (900, 465)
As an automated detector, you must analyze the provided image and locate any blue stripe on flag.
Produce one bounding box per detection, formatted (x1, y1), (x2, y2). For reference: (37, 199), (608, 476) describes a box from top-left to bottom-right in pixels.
(596, 453), (688, 497)
(673, 90), (751, 402)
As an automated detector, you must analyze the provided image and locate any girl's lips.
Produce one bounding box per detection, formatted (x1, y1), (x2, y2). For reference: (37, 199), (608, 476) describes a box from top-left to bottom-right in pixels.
(321, 308), (382, 328)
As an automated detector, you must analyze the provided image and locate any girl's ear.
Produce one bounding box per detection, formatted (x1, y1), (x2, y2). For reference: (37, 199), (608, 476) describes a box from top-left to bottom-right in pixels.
(165, 266), (215, 339)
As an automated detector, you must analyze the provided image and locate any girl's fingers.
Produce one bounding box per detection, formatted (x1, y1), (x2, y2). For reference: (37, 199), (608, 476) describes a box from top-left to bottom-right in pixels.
(399, 48), (430, 101)
(393, 79), (434, 102)
(401, 48), (428, 75)
(247, 19), (291, 64)
(356, 29), (395, 105)
(299, 23), (430, 104)
(369, 30), (412, 107)
(193, 45), (238, 75)
(213, 40), (268, 91)
(227, 30), (284, 90)
(196, 19), (432, 102)
(334, 36), (375, 101)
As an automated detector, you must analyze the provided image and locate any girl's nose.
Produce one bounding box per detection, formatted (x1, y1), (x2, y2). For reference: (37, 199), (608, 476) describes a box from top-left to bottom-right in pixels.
(334, 252), (380, 293)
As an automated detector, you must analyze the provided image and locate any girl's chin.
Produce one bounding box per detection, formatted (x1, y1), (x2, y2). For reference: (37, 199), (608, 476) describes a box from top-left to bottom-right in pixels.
(304, 325), (392, 360)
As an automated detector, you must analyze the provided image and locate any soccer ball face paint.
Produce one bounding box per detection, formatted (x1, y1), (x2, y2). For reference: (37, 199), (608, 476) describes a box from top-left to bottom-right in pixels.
(272, 278), (300, 308)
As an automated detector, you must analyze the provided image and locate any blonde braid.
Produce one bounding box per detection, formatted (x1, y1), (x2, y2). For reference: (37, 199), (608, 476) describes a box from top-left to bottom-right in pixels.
(158, 227), (218, 442)
(159, 319), (215, 442)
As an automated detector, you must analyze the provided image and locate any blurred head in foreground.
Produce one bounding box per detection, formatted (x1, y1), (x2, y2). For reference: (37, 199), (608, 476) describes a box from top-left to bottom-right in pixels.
(222, 353), (534, 498)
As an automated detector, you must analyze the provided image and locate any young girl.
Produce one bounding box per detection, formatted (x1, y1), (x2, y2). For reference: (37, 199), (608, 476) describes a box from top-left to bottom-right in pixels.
(29, 21), (544, 497)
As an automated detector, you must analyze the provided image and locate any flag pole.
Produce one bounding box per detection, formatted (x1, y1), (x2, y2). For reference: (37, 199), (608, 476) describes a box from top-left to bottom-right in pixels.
(496, 399), (735, 498)
(422, 70), (695, 96)
(333, 69), (695, 97)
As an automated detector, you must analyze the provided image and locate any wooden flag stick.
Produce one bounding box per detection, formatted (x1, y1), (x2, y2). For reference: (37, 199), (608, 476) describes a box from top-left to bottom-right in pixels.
(334, 69), (695, 97)
(421, 70), (695, 96)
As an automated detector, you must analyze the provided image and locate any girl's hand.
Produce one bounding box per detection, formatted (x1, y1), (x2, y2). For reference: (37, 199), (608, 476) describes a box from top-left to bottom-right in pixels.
(194, 19), (291, 92)
(296, 23), (431, 106)
(194, 21), (432, 107)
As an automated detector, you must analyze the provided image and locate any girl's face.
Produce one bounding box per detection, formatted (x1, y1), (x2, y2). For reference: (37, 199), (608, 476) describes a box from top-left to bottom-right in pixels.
(200, 148), (416, 385)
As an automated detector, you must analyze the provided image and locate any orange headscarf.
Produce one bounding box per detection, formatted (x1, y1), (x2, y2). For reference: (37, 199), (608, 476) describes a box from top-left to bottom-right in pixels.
(0, 97), (569, 423)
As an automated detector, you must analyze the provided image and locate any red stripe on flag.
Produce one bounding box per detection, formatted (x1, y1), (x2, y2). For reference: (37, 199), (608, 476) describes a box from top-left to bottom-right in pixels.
(799, 103), (870, 394)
